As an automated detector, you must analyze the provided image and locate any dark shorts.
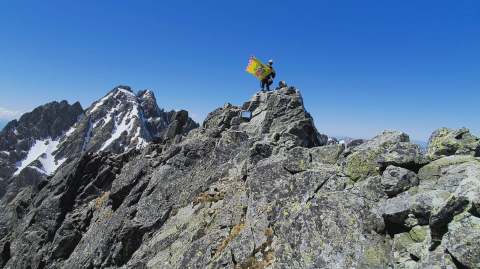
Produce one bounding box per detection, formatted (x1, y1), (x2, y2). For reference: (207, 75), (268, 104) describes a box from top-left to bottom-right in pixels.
(261, 79), (273, 90)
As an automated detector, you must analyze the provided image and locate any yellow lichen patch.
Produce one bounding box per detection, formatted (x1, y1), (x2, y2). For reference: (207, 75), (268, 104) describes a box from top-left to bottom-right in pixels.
(95, 191), (110, 209)
(343, 151), (380, 182)
(364, 246), (388, 266)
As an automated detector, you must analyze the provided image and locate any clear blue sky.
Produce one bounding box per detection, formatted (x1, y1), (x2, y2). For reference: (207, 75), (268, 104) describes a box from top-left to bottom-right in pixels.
(0, 0), (478, 142)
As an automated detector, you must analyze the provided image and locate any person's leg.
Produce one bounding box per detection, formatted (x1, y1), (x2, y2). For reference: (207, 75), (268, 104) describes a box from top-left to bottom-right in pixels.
(267, 79), (273, 91)
(261, 79), (266, 91)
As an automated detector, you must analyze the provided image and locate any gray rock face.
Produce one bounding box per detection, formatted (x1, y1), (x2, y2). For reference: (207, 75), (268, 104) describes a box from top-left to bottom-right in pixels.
(137, 89), (171, 138)
(339, 130), (411, 182)
(427, 127), (480, 160)
(0, 86), (478, 269)
(381, 166), (419, 197)
(0, 100), (83, 146)
(193, 86), (327, 148)
(441, 212), (480, 269)
(163, 110), (189, 140)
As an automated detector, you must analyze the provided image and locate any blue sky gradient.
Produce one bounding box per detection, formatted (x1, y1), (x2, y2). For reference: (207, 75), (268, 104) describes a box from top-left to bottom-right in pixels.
(0, 0), (479, 142)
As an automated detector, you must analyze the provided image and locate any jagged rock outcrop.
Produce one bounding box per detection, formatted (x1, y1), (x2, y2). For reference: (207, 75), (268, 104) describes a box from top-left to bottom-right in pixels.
(0, 86), (200, 268)
(55, 86), (175, 159)
(0, 88), (478, 269)
(0, 101), (83, 178)
(427, 127), (480, 160)
(192, 87), (327, 148)
(0, 100), (83, 146)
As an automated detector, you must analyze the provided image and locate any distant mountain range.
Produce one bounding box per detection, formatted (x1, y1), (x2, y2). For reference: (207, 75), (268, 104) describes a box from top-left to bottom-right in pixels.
(0, 85), (199, 179)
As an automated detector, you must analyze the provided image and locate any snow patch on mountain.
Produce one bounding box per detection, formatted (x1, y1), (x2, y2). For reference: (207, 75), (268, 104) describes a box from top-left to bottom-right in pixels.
(14, 137), (66, 175)
(99, 104), (140, 151)
(134, 126), (148, 149)
(82, 117), (95, 152)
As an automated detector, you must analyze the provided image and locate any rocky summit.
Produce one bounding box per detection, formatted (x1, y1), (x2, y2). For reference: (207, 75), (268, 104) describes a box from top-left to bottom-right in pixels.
(0, 85), (479, 269)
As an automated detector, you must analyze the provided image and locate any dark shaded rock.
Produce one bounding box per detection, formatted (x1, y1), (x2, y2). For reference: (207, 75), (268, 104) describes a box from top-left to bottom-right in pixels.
(156, 110), (195, 145)
(8, 100), (83, 142)
(376, 142), (431, 173)
(0, 161), (14, 179)
(137, 89), (171, 137)
(327, 137), (338, 145)
(381, 166), (419, 197)
(172, 110), (189, 126)
(429, 196), (471, 246)
(249, 141), (274, 165)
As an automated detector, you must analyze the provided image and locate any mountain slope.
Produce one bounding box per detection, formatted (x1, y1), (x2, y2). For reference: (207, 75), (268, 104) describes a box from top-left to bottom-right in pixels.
(1, 86), (479, 268)
(0, 86), (199, 249)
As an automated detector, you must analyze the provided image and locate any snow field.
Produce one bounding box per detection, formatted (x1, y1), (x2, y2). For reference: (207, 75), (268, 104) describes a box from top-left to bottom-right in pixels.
(14, 137), (66, 175)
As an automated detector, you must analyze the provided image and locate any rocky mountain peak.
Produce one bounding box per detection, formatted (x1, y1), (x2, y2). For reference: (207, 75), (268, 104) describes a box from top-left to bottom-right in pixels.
(1, 85), (479, 268)
(0, 100), (83, 146)
(0, 100), (83, 179)
(0, 86), (199, 182)
(191, 86), (327, 148)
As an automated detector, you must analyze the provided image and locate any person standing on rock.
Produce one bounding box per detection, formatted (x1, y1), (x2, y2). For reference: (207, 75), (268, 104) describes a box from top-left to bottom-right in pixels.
(261, 60), (276, 91)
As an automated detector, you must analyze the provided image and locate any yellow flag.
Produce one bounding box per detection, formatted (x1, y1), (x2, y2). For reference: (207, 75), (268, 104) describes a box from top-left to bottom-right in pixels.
(245, 55), (272, 81)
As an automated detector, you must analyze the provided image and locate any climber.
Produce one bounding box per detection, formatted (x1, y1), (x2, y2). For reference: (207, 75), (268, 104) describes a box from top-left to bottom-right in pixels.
(261, 60), (276, 91)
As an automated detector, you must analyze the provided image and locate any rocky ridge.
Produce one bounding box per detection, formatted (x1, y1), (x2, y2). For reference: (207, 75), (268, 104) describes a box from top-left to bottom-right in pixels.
(0, 86), (199, 255)
(0, 86), (479, 269)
